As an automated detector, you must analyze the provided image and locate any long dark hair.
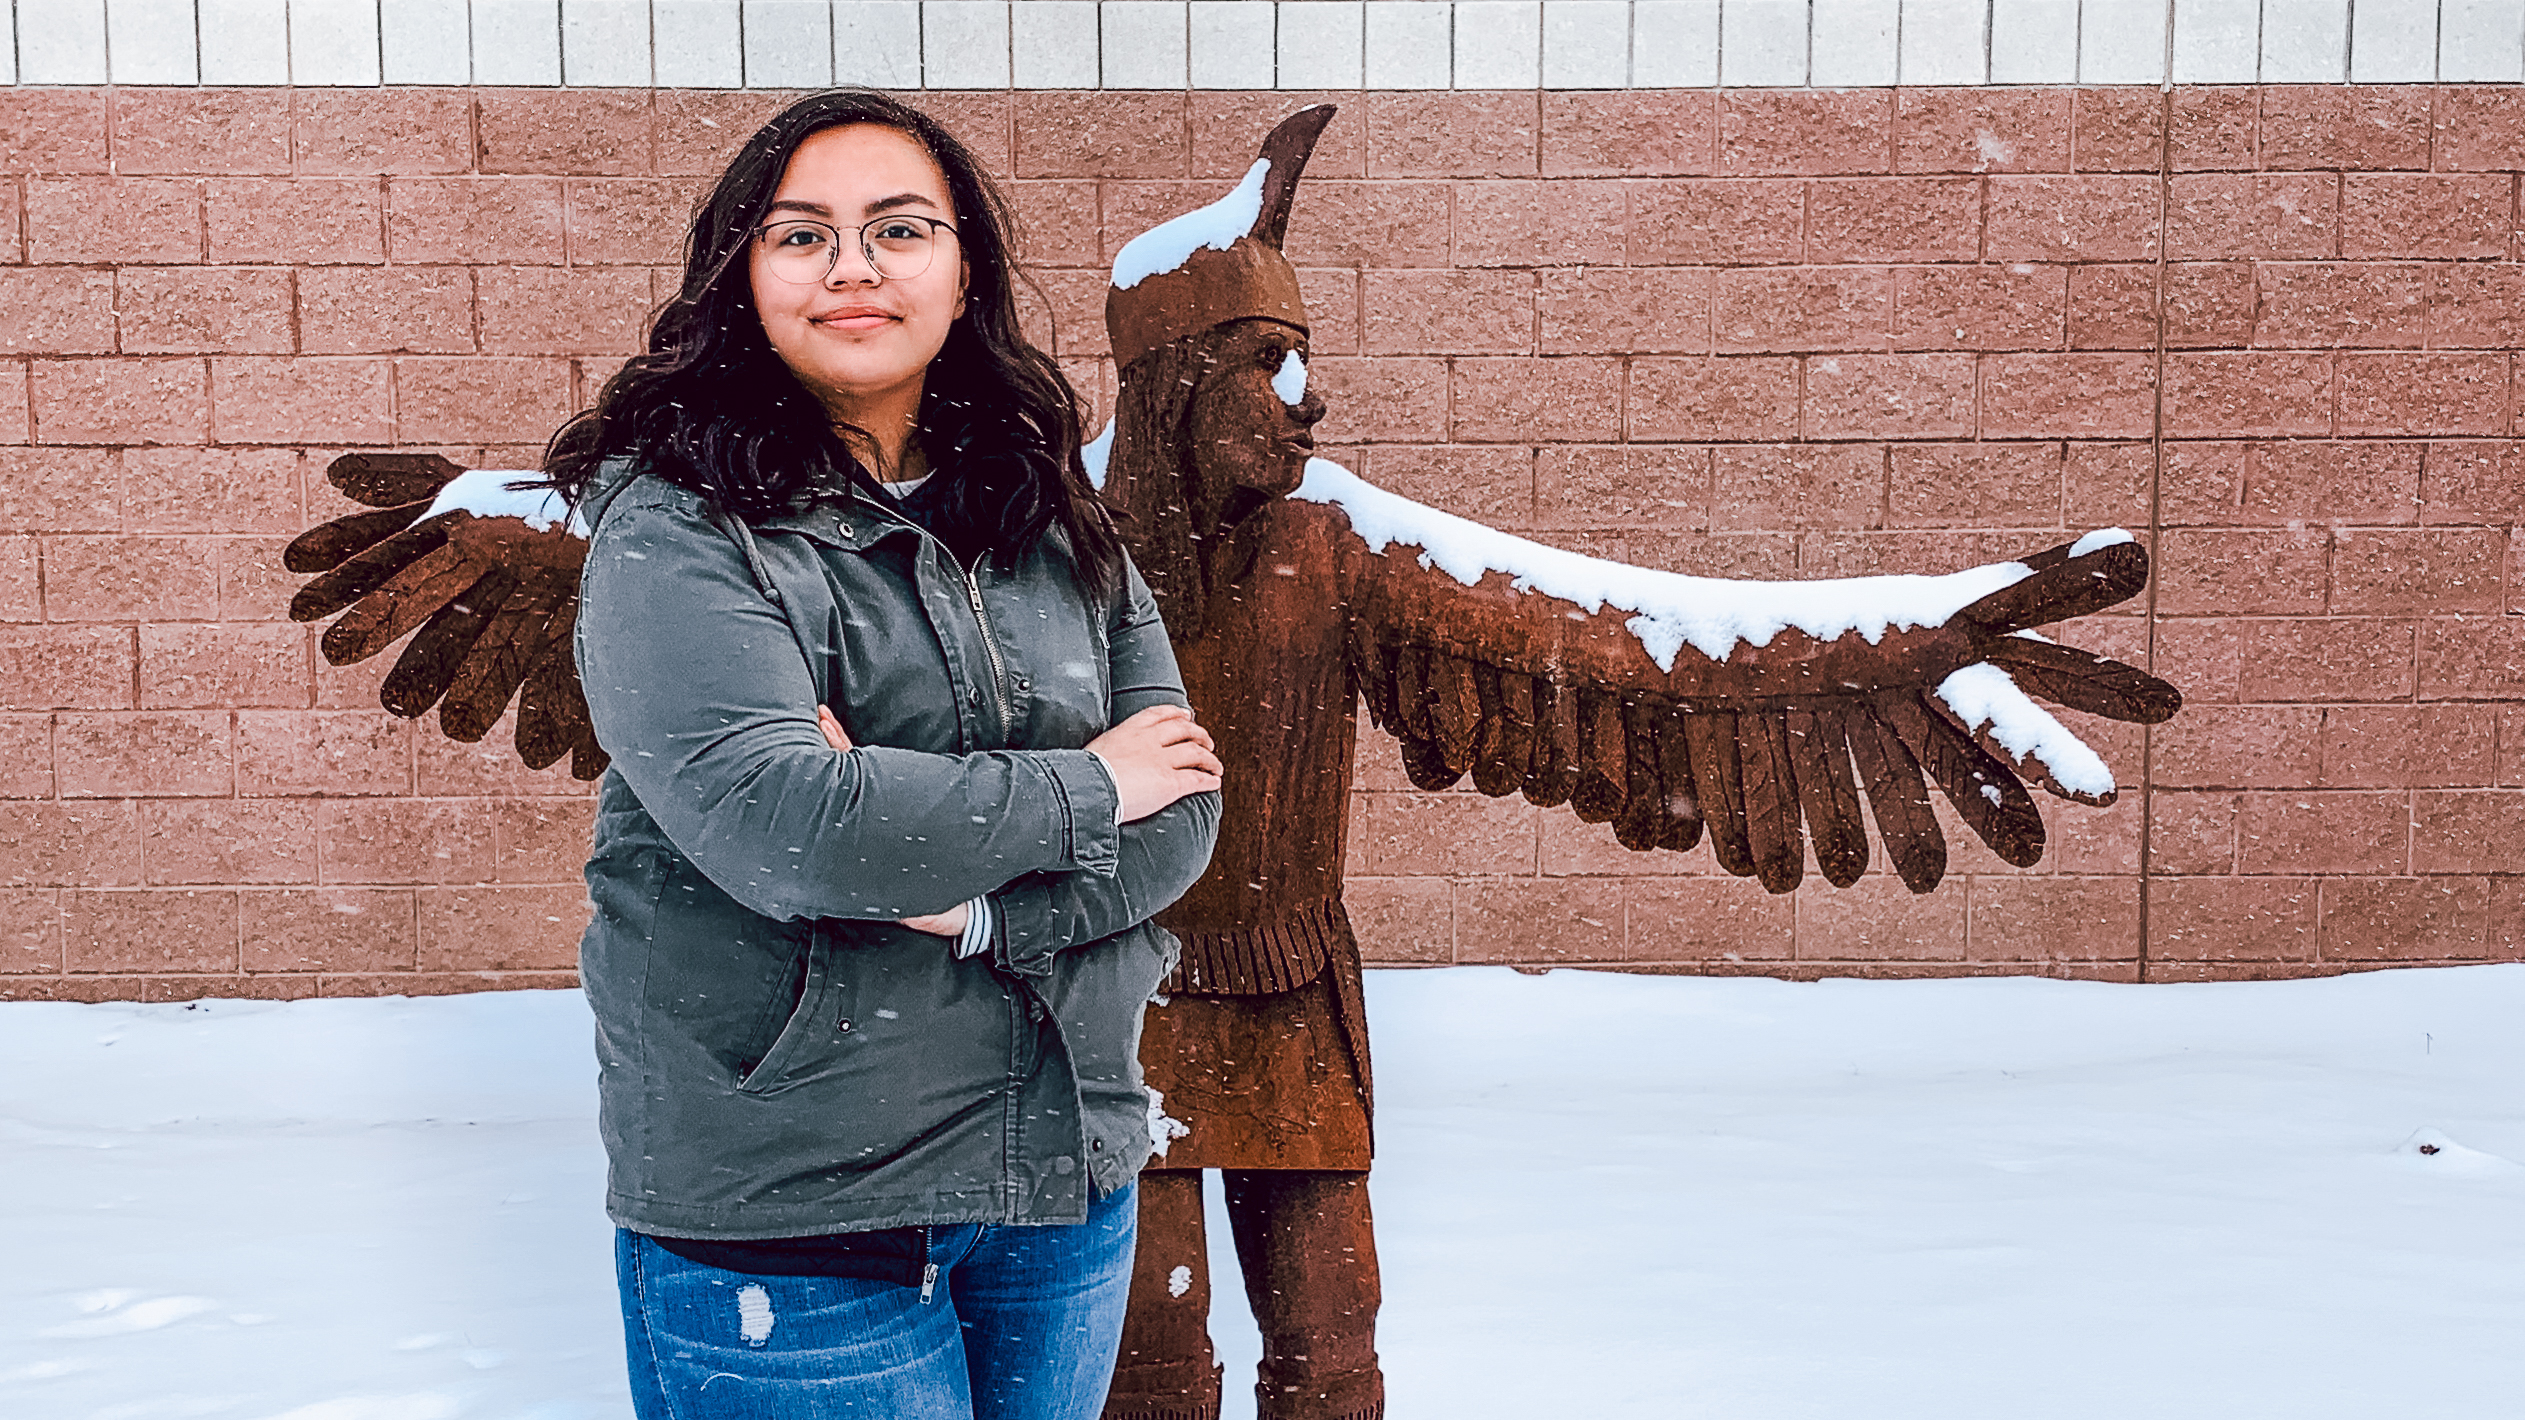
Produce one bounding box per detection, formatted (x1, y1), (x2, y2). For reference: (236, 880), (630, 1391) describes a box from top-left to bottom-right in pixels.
(544, 90), (1122, 599)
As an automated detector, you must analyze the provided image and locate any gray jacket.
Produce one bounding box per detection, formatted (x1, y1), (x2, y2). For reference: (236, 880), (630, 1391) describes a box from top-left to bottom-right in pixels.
(573, 459), (1219, 1239)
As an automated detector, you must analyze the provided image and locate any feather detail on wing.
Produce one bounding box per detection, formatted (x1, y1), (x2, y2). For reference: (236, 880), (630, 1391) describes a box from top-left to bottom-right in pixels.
(285, 453), (606, 780)
(1302, 461), (2180, 895)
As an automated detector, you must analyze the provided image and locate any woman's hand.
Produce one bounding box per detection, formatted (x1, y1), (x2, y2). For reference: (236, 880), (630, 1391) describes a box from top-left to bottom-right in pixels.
(818, 707), (968, 936)
(816, 705), (853, 753)
(1086, 704), (1224, 823)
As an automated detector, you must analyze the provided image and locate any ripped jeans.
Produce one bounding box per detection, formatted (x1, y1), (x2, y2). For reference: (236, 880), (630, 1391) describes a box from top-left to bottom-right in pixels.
(615, 1183), (1137, 1420)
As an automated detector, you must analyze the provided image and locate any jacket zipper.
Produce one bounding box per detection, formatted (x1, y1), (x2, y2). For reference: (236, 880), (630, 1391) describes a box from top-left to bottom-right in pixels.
(960, 555), (1016, 737)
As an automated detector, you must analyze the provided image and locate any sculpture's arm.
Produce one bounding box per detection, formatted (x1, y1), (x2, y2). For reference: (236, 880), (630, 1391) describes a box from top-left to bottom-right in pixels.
(1307, 461), (2180, 895)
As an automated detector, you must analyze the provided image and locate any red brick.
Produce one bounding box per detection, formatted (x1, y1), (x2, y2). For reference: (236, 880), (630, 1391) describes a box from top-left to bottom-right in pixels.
(2161, 440), (2416, 527)
(1893, 264), (2066, 353)
(1346, 877), (1454, 965)
(2336, 354), (2510, 438)
(112, 91), (291, 175)
(1886, 443), (2062, 528)
(1191, 91), (1366, 180)
(1968, 877), (2141, 961)
(0, 180), (20, 264)
(318, 970), (577, 997)
(1619, 530), (1795, 578)
(2236, 790), (2409, 873)
(0, 269), (115, 355)
(55, 711), (233, 797)
(2431, 88), (2525, 173)
(1617, 877), (1791, 962)
(415, 709), (595, 797)
(2505, 708), (2525, 786)
(0, 447), (118, 533)
(297, 266), (475, 356)
(2164, 352), (2332, 437)
(1803, 353), (1974, 440)
(2251, 261), (2427, 349)
(1795, 528), (2044, 579)
(2417, 618), (2525, 698)
(1453, 878), (1623, 963)
(1980, 353), (2156, 439)
(1541, 90), (1716, 177)
(2152, 704), (2325, 788)
(2155, 262), (2254, 348)
(387, 178), (568, 264)
(64, 888), (238, 973)
(564, 178), (699, 266)
(2065, 264), (2157, 350)
(1451, 179), (1625, 268)
(203, 177), (384, 264)
(2258, 86), (2432, 170)
(1539, 268), (1710, 356)
(1720, 91), (1891, 176)
(1365, 92), (1537, 179)
(2157, 528), (2330, 616)
(140, 799), (316, 886)
(1533, 444), (1708, 529)
(1795, 874), (1965, 960)
(137, 623), (305, 709)
(1628, 357), (1799, 441)
(477, 90), (653, 176)
(2320, 877), (2494, 961)
(417, 883), (589, 971)
(1353, 791), (1535, 875)
(2149, 790), (2239, 873)
(2412, 791), (2525, 873)
(2428, 265), (2525, 351)
(2331, 529), (2506, 615)
(0, 626), (132, 711)
(294, 89), (474, 175)
(651, 90), (797, 178)
(1450, 357), (1620, 443)
(1984, 176), (2158, 261)
(26, 178), (204, 267)
(208, 358), (390, 444)
(242, 887), (419, 973)
(476, 267), (652, 357)
(2164, 173), (2337, 260)
(0, 91), (112, 173)
(218, 536), (298, 624)
(492, 796), (594, 882)
(2147, 876), (2317, 961)
(1895, 89), (2072, 175)
(30, 358), (208, 445)
(1017, 266), (1113, 358)
(2170, 87), (2258, 172)
(1362, 269), (1535, 356)
(317, 798), (495, 884)
(1713, 266), (1891, 353)
(122, 447), (296, 536)
(1012, 92), (1190, 179)
(1359, 444), (1532, 527)
(2232, 616), (2415, 701)
(2071, 89), (2165, 172)
(234, 710), (411, 796)
(0, 539), (33, 621)
(1628, 179), (1804, 264)
(0, 888), (63, 973)
(394, 357), (573, 444)
(2153, 616), (2241, 704)
(1005, 180), (1099, 269)
(1255, 181), (1434, 269)
(1711, 444), (1885, 532)
(0, 801), (140, 886)
(1804, 178), (1980, 263)
(2320, 705), (2497, 789)
(2341, 175), (2514, 260)
(1304, 356), (1443, 443)
(0, 359), (25, 445)
(114, 268), (294, 357)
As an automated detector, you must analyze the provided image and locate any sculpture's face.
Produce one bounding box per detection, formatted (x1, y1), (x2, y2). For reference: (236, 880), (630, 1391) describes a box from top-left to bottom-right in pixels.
(1184, 319), (1327, 525)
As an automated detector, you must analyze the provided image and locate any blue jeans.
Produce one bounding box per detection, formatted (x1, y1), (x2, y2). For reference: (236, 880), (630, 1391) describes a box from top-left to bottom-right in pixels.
(616, 1183), (1137, 1420)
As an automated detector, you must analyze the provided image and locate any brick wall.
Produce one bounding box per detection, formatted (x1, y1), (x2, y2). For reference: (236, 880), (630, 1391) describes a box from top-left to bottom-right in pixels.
(2, 84), (2520, 1001)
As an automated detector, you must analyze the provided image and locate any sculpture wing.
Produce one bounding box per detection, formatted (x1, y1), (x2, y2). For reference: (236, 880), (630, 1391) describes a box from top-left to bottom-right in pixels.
(285, 454), (606, 781)
(1318, 466), (2179, 895)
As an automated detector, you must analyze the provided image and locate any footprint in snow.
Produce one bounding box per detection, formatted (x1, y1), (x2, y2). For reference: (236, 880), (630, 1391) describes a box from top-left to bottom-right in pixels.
(2395, 1127), (2522, 1178)
(39, 1294), (216, 1338)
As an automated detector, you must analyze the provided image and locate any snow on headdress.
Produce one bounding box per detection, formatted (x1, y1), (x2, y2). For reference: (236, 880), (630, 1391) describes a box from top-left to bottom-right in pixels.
(1105, 105), (1333, 371)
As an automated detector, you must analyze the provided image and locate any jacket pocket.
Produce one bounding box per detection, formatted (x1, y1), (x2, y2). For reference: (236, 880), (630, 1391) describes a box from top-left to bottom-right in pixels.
(736, 925), (841, 1095)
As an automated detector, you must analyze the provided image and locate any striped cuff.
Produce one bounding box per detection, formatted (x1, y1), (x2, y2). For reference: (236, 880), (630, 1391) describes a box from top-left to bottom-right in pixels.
(954, 896), (994, 959)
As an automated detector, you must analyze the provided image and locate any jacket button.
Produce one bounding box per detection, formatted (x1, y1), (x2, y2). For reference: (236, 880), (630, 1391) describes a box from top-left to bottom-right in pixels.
(835, 1018), (853, 1034)
(1090, 1138), (1103, 1152)
(1016, 676), (1031, 692)
(1052, 1155), (1075, 1175)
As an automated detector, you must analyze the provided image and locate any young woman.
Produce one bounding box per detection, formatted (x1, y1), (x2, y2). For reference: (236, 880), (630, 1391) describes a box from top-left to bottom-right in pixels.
(544, 90), (1223, 1420)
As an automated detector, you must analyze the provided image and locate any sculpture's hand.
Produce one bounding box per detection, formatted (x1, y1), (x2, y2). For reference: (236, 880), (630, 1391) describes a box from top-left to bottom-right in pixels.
(1086, 704), (1224, 823)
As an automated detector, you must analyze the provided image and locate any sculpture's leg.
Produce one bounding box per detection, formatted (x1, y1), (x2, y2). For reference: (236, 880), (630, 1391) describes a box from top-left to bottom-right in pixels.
(1223, 1169), (1384, 1420)
(1102, 1168), (1224, 1420)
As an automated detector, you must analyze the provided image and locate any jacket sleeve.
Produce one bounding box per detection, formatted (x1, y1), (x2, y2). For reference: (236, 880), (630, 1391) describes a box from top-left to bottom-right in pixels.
(989, 556), (1222, 977)
(575, 489), (1122, 924)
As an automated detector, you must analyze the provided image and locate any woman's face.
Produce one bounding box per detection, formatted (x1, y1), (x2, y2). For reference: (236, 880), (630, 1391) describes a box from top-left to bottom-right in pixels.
(748, 123), (968, 425)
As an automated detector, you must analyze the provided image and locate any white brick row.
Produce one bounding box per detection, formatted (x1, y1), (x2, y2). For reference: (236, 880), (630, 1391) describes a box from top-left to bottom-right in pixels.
(6, 0), (2520, 86)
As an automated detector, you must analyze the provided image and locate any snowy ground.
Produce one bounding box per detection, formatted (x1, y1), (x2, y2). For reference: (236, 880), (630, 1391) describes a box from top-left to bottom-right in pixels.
(6, 965), (2521, 1420)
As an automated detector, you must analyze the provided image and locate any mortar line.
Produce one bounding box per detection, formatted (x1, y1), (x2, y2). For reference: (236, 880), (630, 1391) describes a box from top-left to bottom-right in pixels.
(2136, 82), (2175, 983)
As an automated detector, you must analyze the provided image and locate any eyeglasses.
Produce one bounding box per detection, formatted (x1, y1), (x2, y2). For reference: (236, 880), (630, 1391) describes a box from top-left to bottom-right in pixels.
(753, 214), (960, 285)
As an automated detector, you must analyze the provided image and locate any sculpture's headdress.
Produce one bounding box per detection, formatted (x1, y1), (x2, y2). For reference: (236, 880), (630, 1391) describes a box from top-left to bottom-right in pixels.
(1104, 106), (1334, 370)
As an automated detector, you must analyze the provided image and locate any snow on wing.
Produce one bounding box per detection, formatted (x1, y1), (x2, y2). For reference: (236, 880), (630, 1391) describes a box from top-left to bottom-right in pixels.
(1318, 468), (2180, 896)
(284, 453), (606, 780)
